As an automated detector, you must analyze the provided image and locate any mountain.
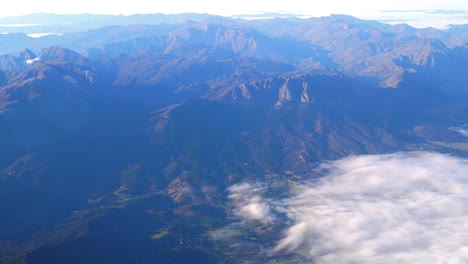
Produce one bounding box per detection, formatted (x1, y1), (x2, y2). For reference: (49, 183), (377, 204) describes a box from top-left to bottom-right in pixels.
(0, 13), (229, 34)
(0, 14), (467, 263)
(1, 15), (467, 87)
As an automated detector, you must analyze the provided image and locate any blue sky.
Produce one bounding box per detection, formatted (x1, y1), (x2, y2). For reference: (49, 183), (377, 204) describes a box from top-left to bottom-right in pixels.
(1, 0), (468, 28)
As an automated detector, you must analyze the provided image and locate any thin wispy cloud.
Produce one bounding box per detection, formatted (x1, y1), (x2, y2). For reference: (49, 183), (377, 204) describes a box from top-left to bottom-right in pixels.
(450, 127), (468, 137)
(372, 10), (468, 29)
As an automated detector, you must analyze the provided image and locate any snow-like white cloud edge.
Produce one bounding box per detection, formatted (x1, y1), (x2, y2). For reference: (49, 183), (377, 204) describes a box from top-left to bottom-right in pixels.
(450, 127), (468, 137)
(227, 152), (468, 264)
(27, 33), (62, 38)
(25, 57), (40, 64)
(228, 182), (274, 224)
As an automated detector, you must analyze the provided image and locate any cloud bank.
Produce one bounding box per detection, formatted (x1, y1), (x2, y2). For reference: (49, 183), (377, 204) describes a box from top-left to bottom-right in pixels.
(272, 152), (468, 263)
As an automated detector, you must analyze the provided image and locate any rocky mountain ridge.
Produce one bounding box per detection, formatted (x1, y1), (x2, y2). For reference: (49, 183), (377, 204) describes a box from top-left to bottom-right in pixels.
(0, 15), (467, 263)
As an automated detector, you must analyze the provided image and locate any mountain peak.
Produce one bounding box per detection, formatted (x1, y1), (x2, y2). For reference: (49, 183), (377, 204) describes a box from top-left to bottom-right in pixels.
(38, 46), (92, 68)
(19, 49), (37, 60)
(39, 46), (81, 60)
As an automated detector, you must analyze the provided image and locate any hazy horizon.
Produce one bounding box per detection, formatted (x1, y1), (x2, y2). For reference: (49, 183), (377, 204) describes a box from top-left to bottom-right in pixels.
(0, 0), (467, 28)
(0, 13), (467, 30)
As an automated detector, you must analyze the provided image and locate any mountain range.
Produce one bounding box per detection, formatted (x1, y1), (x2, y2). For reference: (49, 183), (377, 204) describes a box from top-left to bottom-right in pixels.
(0, 13), (467, 263)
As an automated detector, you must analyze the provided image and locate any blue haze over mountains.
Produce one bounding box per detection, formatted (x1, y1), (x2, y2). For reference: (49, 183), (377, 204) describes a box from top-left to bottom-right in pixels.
(0, 13), (467, 263)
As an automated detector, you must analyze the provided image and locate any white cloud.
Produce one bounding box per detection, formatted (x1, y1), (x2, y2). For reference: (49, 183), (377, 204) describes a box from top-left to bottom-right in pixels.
(25, 57), (39, 64)
(228, 182), (274, 224)
(367, 11), (468, 29)
(450, 127), (468, 137)
(271, 152), (468, 263)
(27, 33), (62, 38)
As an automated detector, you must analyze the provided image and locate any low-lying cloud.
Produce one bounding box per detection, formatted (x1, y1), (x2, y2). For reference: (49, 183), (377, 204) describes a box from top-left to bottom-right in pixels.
(228, 182), (274, 224)
(272, 152), (468, 263)
(225, 152), (468, 263)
